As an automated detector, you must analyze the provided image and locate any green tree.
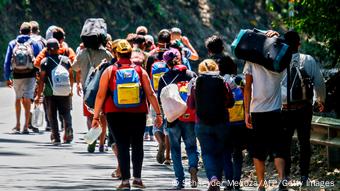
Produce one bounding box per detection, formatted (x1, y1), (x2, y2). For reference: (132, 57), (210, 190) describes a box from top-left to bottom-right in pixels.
(267, 0), (340, 68)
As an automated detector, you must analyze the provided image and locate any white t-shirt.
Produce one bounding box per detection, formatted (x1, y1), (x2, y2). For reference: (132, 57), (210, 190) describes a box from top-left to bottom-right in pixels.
(243, 61), (283, 113)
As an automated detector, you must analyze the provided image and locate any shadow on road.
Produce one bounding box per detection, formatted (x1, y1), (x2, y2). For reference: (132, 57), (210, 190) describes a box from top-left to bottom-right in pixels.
(0, 151), (30, 156)
(0, 138), (40, 144)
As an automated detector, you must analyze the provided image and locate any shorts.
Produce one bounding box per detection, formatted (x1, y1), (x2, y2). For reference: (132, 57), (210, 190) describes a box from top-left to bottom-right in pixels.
(13, 77), (36, 99)
(248, 110), (286, 161)
(148, 105), (168, 135)
(83, 103), (93, 117)
(153, 121), (169, 136)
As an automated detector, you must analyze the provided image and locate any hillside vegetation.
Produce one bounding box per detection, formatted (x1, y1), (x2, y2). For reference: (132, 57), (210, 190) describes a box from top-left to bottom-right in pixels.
(1, 0), (271, 79)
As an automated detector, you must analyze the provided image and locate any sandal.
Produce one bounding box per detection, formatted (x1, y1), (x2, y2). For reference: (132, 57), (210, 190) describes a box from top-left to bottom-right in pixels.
(11, 127), (20, 134)
(111, 169), (122, 179)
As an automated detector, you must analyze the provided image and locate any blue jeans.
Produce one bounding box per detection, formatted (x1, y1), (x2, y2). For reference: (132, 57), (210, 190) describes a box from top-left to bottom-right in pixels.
(224, 124), (245, 188)
(168, 121), (199, 182)
(196, 121), (229, 181)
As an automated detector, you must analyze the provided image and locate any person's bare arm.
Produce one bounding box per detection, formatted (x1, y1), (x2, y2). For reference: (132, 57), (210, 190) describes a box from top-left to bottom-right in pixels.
(244, 74), (253, 129)
(181, 36), (199, 61)
(75, 70), (82, 96)
(141, 69), (163, 128)
(35, 71), (46, 104)
(68, 67), (74, 96)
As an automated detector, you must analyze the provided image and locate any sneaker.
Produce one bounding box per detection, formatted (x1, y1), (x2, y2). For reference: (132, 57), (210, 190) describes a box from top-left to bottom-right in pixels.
(117, 181), (130, 190)
(63, 128), (73, 144)
(45, 126), (51, 131)
(189, 167), (198, 188)
(28, 125), (40, 133)
(21, 129), (29, 134)
(87, 140), (97, 153)
(164, 159), (171, 165)
(173, 180), (184, 190)
(132, 179), (146, 189)
(144, 133), (149, 141)
(51, 139), (61, 146)
(208, 178), (220, 191)
(31, 127), (40, 133)
(156, 142), (165, 164)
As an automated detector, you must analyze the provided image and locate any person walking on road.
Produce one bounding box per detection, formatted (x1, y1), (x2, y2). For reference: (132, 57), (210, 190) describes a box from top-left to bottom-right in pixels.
(3, 22), (43, 134)
(146, 29), (172, 165)
(35, 38), (74, 145)
(281, 31), (326, 185)
(243, 30), (288, 191)
(157, 49), (199, 190)
(92, 40), (163, 190)
(72, 30), (113, 153)
(188, 59), (235, 191)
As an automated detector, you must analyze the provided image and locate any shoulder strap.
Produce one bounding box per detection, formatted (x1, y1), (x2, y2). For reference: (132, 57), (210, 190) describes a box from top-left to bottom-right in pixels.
(161, 73), (179, 86)
(295, 66), (304, 83)
(48, 56), (62, 66)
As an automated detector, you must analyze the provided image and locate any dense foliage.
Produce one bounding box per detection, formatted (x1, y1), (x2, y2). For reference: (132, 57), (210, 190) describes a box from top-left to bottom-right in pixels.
(266, 0), (339, 68)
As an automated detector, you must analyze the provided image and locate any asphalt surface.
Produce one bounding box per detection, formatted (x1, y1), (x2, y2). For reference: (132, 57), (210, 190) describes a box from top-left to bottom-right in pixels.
(0, 86), (278, 191)
(0, 86), (209, 191)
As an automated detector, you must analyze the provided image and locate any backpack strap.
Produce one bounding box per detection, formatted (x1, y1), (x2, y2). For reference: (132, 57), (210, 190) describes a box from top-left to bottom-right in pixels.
(161, 73), (179, 86)
(133, 65), (144, 84)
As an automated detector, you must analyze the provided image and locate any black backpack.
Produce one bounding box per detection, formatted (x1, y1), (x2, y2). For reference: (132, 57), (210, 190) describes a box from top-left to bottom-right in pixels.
(195, 74), (230, 125)
(83, 59), (114, 110)
(231, 28), (292, 73)
(289, 54), (314, 102)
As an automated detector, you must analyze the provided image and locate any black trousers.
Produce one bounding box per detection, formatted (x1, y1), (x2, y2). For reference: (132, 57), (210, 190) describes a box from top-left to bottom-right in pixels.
(282, 103), (313, 177)
(45, 96), (72, 142)
(106, 112), (146, 180)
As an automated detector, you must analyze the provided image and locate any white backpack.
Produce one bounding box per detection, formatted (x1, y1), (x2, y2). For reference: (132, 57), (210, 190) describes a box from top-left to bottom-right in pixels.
(48, 57), (71, 96)
(11, 40), (34, 72)
(160, 74), (187, 123)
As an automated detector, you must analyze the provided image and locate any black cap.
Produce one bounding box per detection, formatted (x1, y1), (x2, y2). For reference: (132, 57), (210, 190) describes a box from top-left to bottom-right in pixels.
(46, 38), (60, 51)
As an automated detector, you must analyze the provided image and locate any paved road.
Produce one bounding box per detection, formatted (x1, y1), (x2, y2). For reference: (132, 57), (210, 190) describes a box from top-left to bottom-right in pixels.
(0, 86), (273, 191)
(0, 87), (211, 191)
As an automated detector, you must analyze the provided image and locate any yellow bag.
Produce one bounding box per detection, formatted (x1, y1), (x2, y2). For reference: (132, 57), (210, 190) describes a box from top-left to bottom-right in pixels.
(117, 83), (140, 105)
(228, 100), (245, 122)
(152, 72), (165, 91)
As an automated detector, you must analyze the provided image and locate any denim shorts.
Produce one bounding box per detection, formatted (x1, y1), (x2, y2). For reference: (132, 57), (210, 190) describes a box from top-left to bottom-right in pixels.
(153, 119), (168, 136)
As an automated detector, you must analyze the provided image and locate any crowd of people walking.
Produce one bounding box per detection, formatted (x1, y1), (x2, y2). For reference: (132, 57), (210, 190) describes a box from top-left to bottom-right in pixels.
(3, 19), (326, 191)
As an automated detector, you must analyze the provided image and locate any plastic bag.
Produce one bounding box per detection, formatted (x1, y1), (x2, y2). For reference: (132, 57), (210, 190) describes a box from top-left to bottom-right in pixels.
(31, 104), (44, 128)
(84, 127), (102, 144)
(160, 84), (187, 123)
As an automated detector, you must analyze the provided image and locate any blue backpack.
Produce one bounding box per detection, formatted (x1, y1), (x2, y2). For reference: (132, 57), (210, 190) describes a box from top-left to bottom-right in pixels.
(112, 65), (143, 108)
(150, 61), (169, 91)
